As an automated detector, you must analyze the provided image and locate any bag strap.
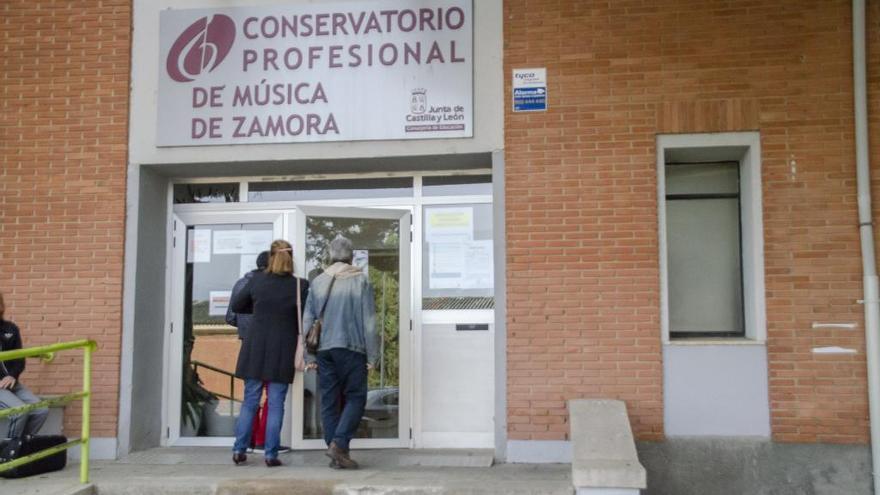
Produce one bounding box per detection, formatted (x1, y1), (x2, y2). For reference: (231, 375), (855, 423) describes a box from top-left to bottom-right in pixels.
(296, 277), (303, 334)
(318, 275), (337, 319)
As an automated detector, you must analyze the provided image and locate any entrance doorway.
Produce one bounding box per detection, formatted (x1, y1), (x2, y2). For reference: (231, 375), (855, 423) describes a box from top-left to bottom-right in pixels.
(294, 206), (411, 449)
(165, 207), (411, 449)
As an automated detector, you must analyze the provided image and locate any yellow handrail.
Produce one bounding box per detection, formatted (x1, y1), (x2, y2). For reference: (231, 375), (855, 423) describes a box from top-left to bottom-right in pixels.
(0, 339), (96, 483)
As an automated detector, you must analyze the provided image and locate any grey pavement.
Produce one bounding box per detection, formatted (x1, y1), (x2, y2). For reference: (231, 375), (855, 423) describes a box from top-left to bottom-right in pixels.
(3, 448), (572, 495)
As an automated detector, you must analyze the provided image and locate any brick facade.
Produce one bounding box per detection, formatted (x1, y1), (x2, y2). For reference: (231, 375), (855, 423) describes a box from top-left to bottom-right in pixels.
(0, 1), (130, 438)
(505, 0), (880, 443)
(1, 0), (879, 450)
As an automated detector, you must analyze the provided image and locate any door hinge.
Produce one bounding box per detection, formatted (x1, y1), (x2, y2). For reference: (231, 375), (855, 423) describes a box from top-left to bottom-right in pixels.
(409, 428), (413, 439)
(173, 236), (176, 248)
(170, 322), (174, 334)
(409, 319), (413, 331)
(166, 427), (170, 439)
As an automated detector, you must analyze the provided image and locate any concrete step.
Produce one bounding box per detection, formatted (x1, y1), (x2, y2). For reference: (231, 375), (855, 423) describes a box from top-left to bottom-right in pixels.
(94, 477), (574, 495)
(7, 460), (572, 495)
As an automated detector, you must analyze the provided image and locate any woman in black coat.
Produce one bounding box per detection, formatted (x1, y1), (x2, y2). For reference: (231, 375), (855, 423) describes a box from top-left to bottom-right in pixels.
(229, 239), (308, 467)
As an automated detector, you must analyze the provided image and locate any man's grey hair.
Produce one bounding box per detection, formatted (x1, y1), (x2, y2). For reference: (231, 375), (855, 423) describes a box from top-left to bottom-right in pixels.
(329, 235), (354, 262)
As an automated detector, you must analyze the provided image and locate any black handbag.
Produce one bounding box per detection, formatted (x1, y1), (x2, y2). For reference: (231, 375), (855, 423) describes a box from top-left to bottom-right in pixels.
(305, 276), (336, 354)
(0, 434), (68, 478)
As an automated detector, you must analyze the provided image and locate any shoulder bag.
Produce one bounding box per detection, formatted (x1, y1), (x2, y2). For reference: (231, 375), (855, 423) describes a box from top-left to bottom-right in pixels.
(305, 275), (336, 354)
(294, 277), (306, 372)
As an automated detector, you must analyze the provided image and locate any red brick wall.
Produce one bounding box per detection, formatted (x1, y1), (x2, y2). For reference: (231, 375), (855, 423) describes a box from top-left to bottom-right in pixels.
(505, 0), (879, 443)
(0, 1), (130, 438)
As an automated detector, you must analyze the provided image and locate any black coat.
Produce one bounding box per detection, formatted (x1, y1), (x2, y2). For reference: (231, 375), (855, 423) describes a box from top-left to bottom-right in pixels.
(225, 270), (257, 340)
(229, 272), (309, 384)
(0, 320), (24, 379)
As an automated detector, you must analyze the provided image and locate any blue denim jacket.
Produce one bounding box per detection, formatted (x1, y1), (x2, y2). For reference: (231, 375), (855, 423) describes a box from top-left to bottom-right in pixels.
(303, 262), (378, 365)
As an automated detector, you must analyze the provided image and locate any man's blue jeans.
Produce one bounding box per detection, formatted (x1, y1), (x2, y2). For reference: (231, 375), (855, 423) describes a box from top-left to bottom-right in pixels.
(233, 379), (288, 459)
(317, 348), (367, 451)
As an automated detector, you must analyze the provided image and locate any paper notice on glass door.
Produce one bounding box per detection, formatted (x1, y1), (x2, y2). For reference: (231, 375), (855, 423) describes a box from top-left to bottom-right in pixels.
(214, 231), (244, 254)
(243, 230), (274, 254)
(462, 240), (494, 289)
(426, 207), (474, 243)
(353, 250), (369, 275)
(209, 291), (232, 316)
(429, 243), (466, 289)
(429, 241), (494, 290)
(191, 229), (211, 263)
(239, 253), (258, 277)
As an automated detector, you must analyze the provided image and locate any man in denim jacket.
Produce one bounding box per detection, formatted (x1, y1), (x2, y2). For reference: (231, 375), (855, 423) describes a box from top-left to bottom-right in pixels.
(304, 236), (378, 469)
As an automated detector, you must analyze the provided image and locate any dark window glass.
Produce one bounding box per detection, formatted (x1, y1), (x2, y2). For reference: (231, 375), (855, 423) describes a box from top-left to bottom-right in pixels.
(174, 183), (239, 204)
(248, 178), (413, 202)
(666, 162), (744, 338)
(423, 175), (492, 196)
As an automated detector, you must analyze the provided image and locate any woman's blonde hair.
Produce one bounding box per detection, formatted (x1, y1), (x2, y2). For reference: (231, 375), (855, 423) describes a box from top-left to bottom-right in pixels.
(266, 239), (294, 275)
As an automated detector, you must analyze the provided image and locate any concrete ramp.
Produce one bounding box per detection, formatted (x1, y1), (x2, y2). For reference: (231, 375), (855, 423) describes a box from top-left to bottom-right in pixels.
(569, 399), (646, 494)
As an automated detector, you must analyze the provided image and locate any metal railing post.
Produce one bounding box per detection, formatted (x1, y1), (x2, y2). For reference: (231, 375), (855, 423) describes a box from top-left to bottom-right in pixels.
(80, 343), (93, 483)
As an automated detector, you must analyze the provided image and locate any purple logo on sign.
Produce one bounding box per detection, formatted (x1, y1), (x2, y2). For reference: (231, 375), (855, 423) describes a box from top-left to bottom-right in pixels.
(166, 15), (236, 83)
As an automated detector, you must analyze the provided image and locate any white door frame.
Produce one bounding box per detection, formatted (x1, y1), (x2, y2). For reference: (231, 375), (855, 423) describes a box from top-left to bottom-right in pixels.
(163, 211), (284, 447)
(164, 189), (494, 449)
(292, 205), (413, 449)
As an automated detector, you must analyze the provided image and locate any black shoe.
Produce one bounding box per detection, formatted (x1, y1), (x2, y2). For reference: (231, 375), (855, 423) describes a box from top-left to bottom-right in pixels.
(233, 452), (247, 465)
(265, 458), (282, 467)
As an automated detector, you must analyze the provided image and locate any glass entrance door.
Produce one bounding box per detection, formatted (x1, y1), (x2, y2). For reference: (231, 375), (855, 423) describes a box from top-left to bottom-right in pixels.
(167, 212), (284, 446)
(293, 206), (412, 449)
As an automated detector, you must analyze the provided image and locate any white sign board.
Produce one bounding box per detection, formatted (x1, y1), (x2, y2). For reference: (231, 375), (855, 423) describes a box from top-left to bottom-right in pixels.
(157, 1), (473, 146)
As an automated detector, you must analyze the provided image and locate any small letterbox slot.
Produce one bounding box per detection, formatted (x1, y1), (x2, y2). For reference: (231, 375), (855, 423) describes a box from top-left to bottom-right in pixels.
(456, 324), (489, 331)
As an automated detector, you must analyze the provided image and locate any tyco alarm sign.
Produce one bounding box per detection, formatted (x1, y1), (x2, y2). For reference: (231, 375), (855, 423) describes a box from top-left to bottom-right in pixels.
(513, 68), (547, 112)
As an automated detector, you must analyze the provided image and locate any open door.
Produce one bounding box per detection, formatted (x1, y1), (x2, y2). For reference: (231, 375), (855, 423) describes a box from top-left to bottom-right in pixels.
(165, 211), (284, 446)
(292, 206), (412, 449)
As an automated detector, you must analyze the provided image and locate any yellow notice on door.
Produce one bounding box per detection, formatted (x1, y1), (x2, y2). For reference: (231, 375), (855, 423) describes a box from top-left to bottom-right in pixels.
(425, 207), (473, 243)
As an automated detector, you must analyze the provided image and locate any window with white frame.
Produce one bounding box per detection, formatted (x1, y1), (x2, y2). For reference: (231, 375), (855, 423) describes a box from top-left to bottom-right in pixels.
(665, 162), (744, 338)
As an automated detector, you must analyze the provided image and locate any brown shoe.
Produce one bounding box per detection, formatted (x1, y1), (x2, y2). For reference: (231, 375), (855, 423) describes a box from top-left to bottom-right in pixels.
(326, 441), (359, 469)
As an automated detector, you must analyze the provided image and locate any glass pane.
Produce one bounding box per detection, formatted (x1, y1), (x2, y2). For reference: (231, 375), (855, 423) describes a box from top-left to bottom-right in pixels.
(182, 223), (274, 437)
(667, 198), (744, 335)
(248, 178), (412, 202)
(422, 204), (494, 310)
(174, 183), (239, 204)
(303, 215), (401, 440)
(666, 163), (739, 195)
(423, 174), (492, 196)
